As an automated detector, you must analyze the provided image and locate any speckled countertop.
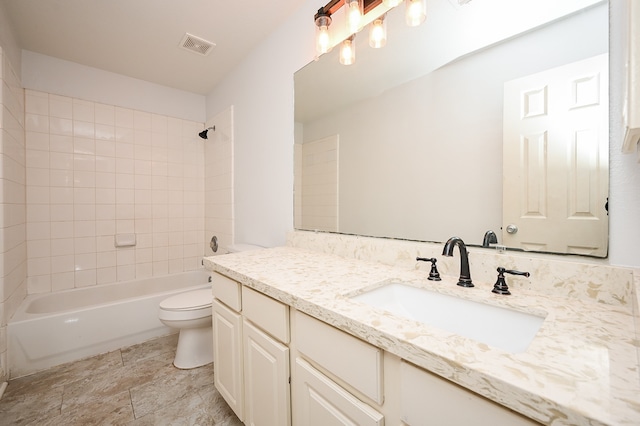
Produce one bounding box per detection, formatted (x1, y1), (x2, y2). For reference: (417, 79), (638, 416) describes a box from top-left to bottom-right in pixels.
(203, 246), (640, 426)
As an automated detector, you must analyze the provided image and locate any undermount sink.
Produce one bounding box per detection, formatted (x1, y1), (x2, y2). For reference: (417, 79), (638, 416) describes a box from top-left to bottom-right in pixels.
(350, 283), (545, 353)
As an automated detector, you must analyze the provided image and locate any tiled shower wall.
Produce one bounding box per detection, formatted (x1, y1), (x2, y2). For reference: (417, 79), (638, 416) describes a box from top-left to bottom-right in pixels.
(0, 47), (26, 382)
(24, 89), (206, 293)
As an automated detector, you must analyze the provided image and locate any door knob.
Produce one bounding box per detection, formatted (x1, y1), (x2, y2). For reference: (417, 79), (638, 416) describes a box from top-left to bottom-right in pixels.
(506, 224), (518, 234)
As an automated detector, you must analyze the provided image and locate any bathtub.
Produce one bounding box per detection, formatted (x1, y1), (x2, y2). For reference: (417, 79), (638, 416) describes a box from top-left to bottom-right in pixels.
(8, 269), (211, 379)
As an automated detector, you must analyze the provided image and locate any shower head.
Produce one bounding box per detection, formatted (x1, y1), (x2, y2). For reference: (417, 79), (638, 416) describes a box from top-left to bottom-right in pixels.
(199, 126), (215, 139)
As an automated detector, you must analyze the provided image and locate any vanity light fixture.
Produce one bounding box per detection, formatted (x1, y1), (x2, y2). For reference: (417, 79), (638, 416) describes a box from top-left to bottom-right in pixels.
(369, 14), (387, 48)
(313, 0), (434, 64)
(340, 35), (356, 65)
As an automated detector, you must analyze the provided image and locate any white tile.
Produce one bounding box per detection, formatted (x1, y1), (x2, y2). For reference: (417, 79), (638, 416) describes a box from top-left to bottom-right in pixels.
(74, 204), (96, 220)
(50, 204), (74, 221)
(74, 188), (95, 204)
(153, 261), (168, 276)
(50, 221), (74, 239)
(50, 117), (73, 136)
(136, 262), (153, 279)
(25, 114), (49, 133)
(51, 254), (74, 273)
(26, 150), (50, 169)
(27, 275), (52, 294)
(168, 258), (184, 274)
(95, 203), (115, 220)
(49, 95), (73, 119)
(95, 103), (115, 125)
(51, 272), (75, 291)
(96, 188), (116, 205)
(96, 156), (116, 172)
(134, 130), (151, 146)
(97, 251), (116, 268)
(116, 158), (134, 174)
(73, 99), (94, 122)
(27, 221), (51, 241)
(74, 137), (95, 155)
(26, 131), (49, 151)
(117, 264), (135, 281)
(50, 187), (74, 204)
(115, 127), (134, 143)
(26, 93), (49, 115)
(115, 142), (134, 159)
(73, 121), (94, 138)
(28, 256), (51, 276)
(116, 249), (135, 266)
(133, 111), (152, 131)
(116, 188), (135, 204)
(73, 171), (96, 188)
(51, 238), (74, 256)
(116, 204), (135, 220)
(96, 267), (116, 284)
(96, 219), (116, 236)
(75, 269), (97, 287)
(116, 219), (135, 233)
(95, 124), (115, 142)
(50, 152), (74, 170)
(27, 168), (50, 187)
(74, 220), (96, 237)
(115, 107), (134, 128)
(74, 154), (95, 171)
(116, 173), (135, 189)
(75, 253), (96, 271)
(74, 236), (96, 254)
(28, 239), (51, 258)
(50, 134), (74, 153)
(50, 170), (74, 188)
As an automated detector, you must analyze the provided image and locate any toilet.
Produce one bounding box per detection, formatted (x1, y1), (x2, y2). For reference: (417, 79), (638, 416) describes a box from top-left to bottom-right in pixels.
(158, 243), (263, 369)
(159, 288), (214, 369)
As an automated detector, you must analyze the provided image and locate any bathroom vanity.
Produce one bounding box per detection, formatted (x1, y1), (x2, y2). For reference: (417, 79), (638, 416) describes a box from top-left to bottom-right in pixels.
(204, 235), (640, 425)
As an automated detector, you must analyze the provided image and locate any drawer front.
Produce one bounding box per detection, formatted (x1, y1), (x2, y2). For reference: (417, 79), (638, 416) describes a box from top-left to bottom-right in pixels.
(293, 357), (384, 426)
(242, 286), (290, 344)
(294, 311), (383, 404)
(211, 272), (242, 311)
(400, 361), (540, 426)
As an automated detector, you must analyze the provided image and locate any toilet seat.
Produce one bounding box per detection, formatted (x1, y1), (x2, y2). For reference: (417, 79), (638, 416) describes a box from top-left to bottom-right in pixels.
(160, 289), (212, 311)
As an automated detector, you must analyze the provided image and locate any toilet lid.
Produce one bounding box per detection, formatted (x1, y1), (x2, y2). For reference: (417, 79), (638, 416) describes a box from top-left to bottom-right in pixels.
(160, 289), (212, 311)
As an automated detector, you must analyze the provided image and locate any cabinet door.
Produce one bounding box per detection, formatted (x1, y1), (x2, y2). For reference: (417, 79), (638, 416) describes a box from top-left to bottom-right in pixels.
(212, 299), (244, 421)
(243, 319), (291, 426)
(293, 357), (384, 426)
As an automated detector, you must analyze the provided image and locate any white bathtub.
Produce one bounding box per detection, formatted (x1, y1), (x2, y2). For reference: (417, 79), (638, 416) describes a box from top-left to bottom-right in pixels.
(8, 269), (211, 378)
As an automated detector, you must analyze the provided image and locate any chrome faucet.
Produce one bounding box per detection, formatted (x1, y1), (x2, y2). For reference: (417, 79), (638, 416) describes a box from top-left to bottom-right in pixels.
(442, 236), (473, 287)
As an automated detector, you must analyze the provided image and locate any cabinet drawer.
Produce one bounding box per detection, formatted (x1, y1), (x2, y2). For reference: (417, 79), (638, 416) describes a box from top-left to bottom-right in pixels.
(211, 272), (242, 311)
(400, 361), (540, 426)
(294, 311), (383, 404)
(293, 357), (384, 426)
(242, 286), (290, 344)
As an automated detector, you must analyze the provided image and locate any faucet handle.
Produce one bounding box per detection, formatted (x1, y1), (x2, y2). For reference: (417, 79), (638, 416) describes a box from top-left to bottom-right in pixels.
(492, 267), (530, 295)
(416, 257), (441, 281)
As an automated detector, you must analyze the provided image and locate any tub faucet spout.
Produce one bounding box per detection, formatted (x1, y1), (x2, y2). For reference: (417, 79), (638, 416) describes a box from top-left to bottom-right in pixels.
(442, 236), (473, 287)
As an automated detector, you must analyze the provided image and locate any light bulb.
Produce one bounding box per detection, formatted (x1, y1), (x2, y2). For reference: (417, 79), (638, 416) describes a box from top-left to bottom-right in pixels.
(382, 0), (402, 7)
(315, 13), (332, 55)
(340, 37), (355, 65)
(345, 0), (362, 34)
(369, 17), (387, 49)
(405, 0), (426, 27)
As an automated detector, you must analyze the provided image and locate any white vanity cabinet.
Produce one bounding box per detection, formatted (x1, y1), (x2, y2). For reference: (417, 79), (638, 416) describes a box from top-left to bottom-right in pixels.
(211, 272), (291, 426)
(291, 311), (384, 426)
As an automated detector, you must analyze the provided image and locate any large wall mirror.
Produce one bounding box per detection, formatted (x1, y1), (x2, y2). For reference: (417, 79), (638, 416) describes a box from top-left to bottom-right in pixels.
(294, 0), (609, 257)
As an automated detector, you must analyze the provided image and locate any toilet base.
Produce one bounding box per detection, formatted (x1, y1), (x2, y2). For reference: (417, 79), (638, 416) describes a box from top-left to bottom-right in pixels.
(173, 325), (213, 369)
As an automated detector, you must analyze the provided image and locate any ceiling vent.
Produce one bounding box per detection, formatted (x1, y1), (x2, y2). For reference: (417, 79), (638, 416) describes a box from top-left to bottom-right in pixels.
(180, 33), (216, 56)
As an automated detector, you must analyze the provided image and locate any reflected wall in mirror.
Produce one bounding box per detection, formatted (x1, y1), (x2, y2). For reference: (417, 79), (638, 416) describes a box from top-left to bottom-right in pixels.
(294, 0), (609, 257)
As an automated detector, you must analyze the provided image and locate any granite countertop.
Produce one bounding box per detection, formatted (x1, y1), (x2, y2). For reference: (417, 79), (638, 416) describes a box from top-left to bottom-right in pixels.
(203, 246), (640, 426)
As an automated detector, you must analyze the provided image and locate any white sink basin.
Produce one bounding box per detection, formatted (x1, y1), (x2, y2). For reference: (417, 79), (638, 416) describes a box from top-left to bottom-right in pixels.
(350, 283), (544, 353)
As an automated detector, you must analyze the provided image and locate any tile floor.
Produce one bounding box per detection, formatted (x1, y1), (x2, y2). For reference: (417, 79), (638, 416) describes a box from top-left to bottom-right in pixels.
(0, 334), (243, 425)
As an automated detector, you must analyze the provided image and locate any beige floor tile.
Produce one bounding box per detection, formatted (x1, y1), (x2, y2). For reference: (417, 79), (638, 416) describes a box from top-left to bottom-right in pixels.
(121, 333), (178, 366)
(0, 336), (232, 426)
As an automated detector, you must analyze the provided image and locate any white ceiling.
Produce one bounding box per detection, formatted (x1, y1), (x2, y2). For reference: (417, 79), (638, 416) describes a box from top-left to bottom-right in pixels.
(3, 0), (307, 95)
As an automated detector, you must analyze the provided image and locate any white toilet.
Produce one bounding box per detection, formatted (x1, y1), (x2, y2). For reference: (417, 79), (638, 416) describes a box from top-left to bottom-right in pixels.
(158, 288), (214, 369)
(158, 243), (263, 369)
